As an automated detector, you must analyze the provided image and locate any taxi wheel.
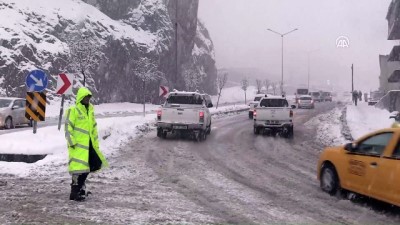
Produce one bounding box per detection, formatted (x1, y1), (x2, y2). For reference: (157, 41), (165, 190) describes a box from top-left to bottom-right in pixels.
(320, 165), (339, 195)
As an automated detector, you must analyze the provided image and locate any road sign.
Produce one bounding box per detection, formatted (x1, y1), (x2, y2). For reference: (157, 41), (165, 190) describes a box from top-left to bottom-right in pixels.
(25, 70), (48, 92)
(56, 73), (73, 95)
(25, 92), (46, 121)
(159, 86), (169, 98)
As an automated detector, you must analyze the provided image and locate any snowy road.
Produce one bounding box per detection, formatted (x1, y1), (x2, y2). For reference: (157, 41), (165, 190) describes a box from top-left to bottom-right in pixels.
(1, 102), (400, 224)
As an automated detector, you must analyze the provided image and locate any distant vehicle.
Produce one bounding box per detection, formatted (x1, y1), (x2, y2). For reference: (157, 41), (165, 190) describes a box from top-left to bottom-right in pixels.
(156, 91), (212, 141)
(310, 91), (322, 102)
(368, 91), (385, 106)
(0, 97), (32, 129)
(318, 128), (400, 207)
(248, 94), (268, 119)
(295, 88), (309, 103)
(297, 95), (314, 109)
(253, 95), (296, 138)
(321, 92), (332, 102)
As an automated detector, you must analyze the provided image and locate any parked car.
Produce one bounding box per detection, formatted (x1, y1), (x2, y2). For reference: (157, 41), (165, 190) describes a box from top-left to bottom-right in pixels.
(248, 94), (268, 119)
(317, 128), (400, 207)
(0, 97), (32, 129)
(156, 91), (212, 141)
(253, 95), (296, 138)
(297, 95), (314, 109)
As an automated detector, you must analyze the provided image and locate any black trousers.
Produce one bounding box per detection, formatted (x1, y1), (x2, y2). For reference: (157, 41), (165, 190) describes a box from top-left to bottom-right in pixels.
(71, 173), (88, 191)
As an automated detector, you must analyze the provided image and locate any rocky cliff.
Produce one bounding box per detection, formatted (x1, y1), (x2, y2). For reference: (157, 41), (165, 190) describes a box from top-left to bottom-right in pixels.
(0, 0), (217, 103)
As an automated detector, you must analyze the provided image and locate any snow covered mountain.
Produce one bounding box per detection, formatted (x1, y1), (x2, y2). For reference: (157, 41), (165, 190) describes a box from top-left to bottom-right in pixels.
(0, 0), (217, 103)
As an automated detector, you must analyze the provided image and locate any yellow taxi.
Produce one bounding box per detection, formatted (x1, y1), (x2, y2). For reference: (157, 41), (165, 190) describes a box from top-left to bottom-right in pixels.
(317, 128), (400, 206)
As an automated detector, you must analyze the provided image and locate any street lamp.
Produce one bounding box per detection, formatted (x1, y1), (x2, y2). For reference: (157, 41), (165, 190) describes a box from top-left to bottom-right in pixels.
(267, 28), (298, 95)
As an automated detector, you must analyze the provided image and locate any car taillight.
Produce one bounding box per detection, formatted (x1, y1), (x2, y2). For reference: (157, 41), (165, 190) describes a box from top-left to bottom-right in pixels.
(199, 111), (204, 122)
(253, 109), (257, 118)
(290, 110), (293, 117)
(157, 109), (162, 120)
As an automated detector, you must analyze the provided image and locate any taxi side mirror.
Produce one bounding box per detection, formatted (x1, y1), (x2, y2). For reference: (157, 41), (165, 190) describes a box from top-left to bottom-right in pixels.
(291, 105), (297, 109)
(344, 143), (356, 152)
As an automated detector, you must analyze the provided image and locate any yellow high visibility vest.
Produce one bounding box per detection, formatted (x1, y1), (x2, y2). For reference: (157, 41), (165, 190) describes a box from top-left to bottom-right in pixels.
(64, 87), (108, 174)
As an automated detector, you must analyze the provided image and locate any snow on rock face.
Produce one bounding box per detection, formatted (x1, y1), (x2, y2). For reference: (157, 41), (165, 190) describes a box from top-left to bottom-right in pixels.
(0, 0), (217, 103)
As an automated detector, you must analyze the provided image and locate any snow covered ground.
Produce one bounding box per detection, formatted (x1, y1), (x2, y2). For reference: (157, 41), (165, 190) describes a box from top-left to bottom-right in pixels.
(346, 102), (394, 140)
(0, 104), (248, 177)
(308, 101), (395, 148)
(211, 86), (258, 105)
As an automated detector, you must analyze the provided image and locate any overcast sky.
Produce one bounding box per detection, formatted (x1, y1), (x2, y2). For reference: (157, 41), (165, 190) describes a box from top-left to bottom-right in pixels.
(198, 0), (396, 91)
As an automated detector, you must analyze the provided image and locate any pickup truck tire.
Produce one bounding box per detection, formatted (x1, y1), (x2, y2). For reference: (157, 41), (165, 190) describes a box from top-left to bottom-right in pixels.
(282, 126), (294, 139)
(206, 122), (211, 134)
(157, 128), (163, 138)
(201, 131), (207, 141)
(254, 127), (260, 135)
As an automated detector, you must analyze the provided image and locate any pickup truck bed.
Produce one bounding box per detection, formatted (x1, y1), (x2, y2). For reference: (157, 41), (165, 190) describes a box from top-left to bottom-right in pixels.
(253, 97), (294, 138)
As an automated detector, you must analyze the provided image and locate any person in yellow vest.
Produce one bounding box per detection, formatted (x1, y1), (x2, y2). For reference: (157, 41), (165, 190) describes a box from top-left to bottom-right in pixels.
(64, 87), (108, 201)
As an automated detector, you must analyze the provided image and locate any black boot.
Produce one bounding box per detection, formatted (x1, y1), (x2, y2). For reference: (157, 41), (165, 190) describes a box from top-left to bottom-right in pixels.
(70, 185), (86, 201)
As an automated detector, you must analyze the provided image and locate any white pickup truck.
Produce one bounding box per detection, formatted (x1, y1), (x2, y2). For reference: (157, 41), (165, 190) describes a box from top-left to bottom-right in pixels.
(248, 94), (268, 119)
(253, 96), (296, 138)
(157, 91), (213, 141)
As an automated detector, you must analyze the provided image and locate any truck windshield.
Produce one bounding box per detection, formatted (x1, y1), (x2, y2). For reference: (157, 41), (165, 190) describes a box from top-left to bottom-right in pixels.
(254, 97), (262, 101)
(167, 95), (203, 105)
(0, 99), (12, 108)
(300, 97), (311, 100)
(260, 99), (289, 107)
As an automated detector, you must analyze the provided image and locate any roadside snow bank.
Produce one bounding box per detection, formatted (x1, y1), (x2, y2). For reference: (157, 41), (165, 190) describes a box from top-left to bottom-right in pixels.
(305, 108), (347, 147)
(0, 115), (155, 176)
(346, 102), (393, 139)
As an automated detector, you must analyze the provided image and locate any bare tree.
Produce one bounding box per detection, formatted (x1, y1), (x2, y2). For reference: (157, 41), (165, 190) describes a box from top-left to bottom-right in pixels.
(241, 77), (249, 104)
(130, 57), (165, 116)
(68, 34), (102, 87)
(182, 64), (205, 91)
(263, 79), (270, 93)
(216, 72), (228, 109)
(255, 79), (262, 94)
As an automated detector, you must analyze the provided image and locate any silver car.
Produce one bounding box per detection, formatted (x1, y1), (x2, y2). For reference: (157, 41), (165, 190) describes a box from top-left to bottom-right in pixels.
(0, 97), (32, 129)
(298, 95), (315, 109)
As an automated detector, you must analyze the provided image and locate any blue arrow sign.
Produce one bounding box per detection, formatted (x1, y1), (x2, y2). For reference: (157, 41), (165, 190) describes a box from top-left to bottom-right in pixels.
(25, 70), (48, 92)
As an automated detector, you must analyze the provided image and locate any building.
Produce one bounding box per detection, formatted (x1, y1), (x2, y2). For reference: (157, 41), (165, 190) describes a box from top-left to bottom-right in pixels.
(385, 0), (400, 89)
(379, 55), (400, 93)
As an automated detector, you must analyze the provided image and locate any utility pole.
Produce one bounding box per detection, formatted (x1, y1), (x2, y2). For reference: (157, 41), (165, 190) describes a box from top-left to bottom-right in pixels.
(307, 53), (310, 90)
(175, 0), (179, 90)
(351, 64), (354, 93)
